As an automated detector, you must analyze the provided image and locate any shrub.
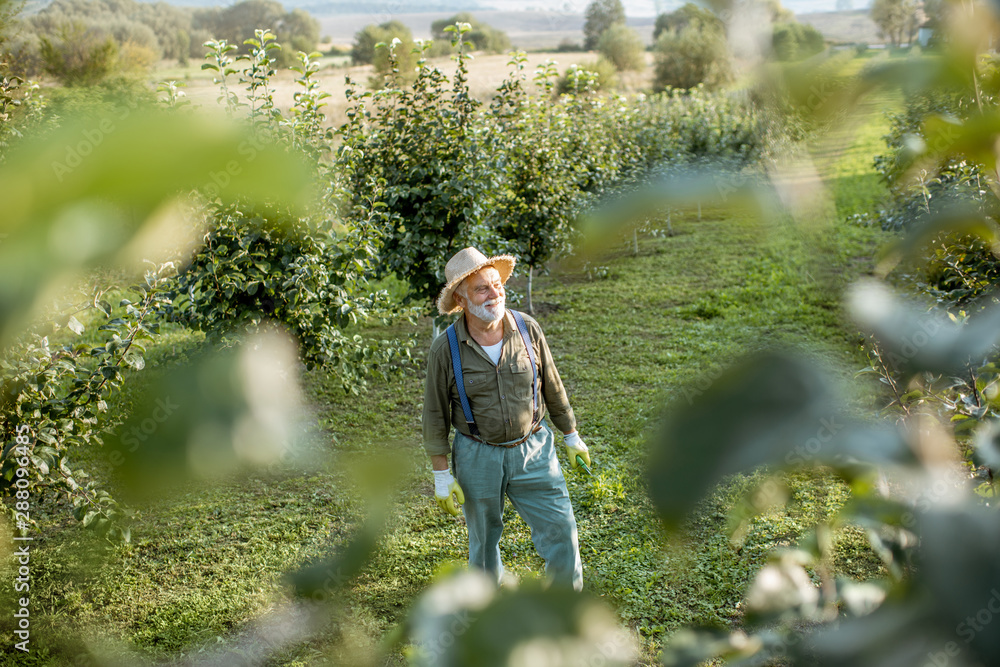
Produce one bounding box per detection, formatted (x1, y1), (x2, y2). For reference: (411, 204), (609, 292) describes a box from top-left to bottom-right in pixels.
(871, 88), (1000, 308)
(653, 22), (731, 90)
(350, 20), (417, 87)
(597, 23), (645, 72)
(39, 22), (119, 87)
(556, 57), (618, 95)
(192, 0), (320, 67)
(338, 27), (502, 315)
(556, 38), (583, 52)
(117, 39), (157, 76)
(772, 21), (826, 61)
(170, 202), (408, 391)
(653, 3), (723, 40)
(490, 57), (581, 312)
(430, 12), (509, 54)
(350, 20), (410, 65)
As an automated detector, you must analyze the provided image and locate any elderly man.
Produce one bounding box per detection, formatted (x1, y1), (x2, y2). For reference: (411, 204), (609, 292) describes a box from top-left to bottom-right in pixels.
(422, 247), (591, 591)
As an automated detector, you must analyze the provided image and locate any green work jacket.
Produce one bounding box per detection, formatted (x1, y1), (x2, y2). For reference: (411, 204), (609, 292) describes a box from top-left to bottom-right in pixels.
(422, 310), (576, 457)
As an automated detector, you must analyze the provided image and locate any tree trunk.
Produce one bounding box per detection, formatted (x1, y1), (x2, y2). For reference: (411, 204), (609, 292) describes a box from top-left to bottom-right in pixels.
(667, 210), (674, 237)
(633, 228), (639, 256)
(526, 265), (534, 315)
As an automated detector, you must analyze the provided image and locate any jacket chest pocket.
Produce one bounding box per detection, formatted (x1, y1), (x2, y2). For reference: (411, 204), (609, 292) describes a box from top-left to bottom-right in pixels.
(509, 361), (534, 402)
(463, 371), (496, 403)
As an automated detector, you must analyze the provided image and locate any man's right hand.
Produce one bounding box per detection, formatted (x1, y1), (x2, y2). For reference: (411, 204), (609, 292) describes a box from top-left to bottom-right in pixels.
(433, 469), (465, 516)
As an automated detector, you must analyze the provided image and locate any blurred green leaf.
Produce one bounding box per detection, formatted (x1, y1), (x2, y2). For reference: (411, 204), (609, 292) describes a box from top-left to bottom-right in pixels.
(876, 206), (1000, 276)
(850, 279), (1000, 376)
(103, 327), (306, 501)
(0, 108), (316, 348)
(578, 166), (765, 256)
(647, 351), (912, 529)
(407, 570), (636, 667)
(284, 518), (382, 601)
(917, 506), (1000, 659)
(660, 626), (758, 667)
(799, 507), (1000, 666)
(796, 601), (956, 667)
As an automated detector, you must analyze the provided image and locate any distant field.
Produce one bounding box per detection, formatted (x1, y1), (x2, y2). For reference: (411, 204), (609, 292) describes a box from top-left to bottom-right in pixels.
(157, 7), (880, 122)
(162, 50), (655, 127)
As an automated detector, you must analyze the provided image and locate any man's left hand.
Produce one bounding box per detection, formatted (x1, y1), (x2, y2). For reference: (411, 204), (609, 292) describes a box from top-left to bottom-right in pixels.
(564, 431), (591, 471)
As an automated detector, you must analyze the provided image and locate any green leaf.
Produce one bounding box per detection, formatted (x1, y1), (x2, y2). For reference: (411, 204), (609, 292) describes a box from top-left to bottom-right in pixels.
(849, 279), (1000, 376)
(30, 456), (49, 476)
(0, 109), (316, 348)
(647, 351), (911, 529)
(408, 571), (635, 667)
(123, 352), (145, 371)
(66, 316), (84, 335)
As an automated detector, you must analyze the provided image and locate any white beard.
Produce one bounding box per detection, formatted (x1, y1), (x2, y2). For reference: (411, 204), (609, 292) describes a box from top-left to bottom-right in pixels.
(467, 298), (505, 323)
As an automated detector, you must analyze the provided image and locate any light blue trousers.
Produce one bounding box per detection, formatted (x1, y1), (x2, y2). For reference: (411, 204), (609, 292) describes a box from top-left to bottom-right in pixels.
(453, 423), (583, 591)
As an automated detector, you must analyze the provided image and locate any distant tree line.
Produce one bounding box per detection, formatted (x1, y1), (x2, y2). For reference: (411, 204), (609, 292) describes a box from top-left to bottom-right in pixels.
(350, 12), (510, 88)
(347, 0), (828, 96)
(5, 0), (319, 80)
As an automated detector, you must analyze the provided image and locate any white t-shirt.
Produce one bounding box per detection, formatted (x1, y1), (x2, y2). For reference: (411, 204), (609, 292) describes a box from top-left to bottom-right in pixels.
(481, 340), (503, 365)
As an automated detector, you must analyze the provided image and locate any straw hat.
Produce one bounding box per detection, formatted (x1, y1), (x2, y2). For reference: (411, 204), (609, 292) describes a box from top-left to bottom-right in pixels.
(436, 247), (516, 315)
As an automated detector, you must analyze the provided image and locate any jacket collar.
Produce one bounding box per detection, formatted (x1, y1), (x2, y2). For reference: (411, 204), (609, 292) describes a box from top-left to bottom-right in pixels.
(456, 310), (514, 346)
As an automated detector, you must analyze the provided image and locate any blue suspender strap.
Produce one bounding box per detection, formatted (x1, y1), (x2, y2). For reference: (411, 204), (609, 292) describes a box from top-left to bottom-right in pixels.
(446, 323), (480, 438)
(511, 310), (540, 424)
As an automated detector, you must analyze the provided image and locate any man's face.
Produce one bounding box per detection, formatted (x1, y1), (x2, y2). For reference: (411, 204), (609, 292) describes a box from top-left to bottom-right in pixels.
(460, 267), (505, 323)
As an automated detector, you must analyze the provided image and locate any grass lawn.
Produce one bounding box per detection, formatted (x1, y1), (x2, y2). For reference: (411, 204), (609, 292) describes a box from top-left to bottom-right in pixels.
(0, 73), (902, 666)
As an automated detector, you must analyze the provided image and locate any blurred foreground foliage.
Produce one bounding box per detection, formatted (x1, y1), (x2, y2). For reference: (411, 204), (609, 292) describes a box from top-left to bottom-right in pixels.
(7, 1), (1000, 664)
(645, 1), (1000, 665)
